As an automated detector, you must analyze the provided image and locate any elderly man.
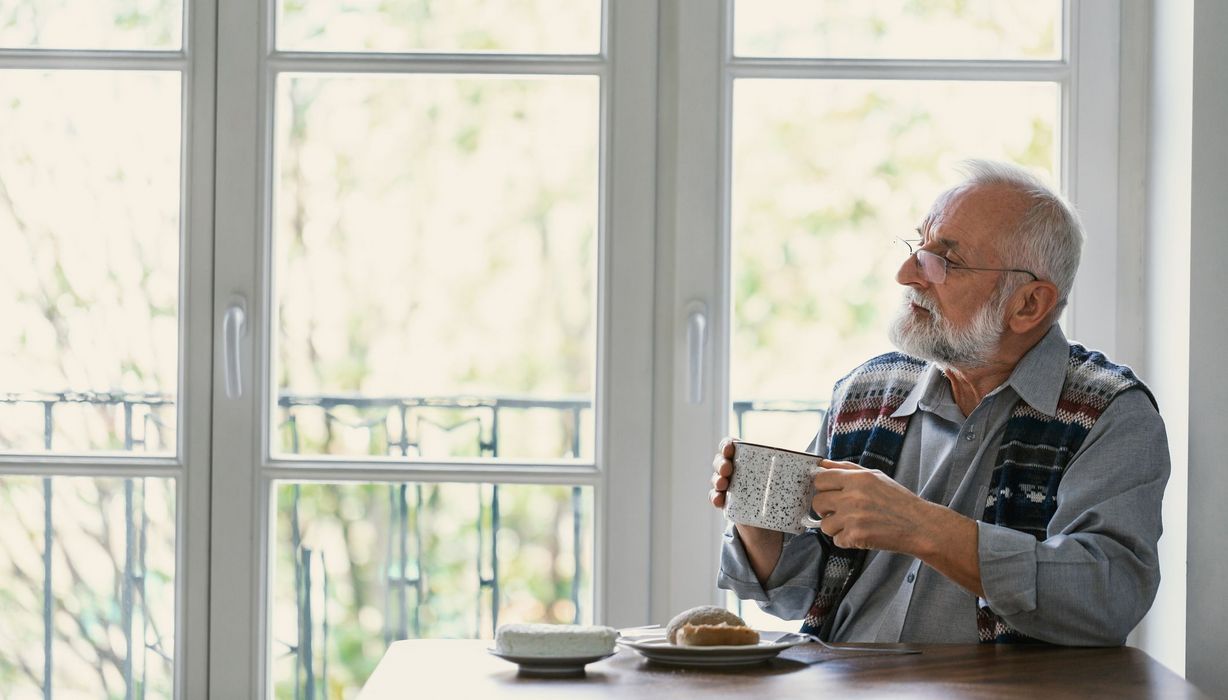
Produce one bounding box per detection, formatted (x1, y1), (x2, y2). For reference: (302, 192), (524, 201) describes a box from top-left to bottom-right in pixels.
(710, 160), (1169, 645)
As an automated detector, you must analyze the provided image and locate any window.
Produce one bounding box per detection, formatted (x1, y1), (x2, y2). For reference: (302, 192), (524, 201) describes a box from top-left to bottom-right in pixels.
(211, 1), (654, 697)
(1, 1), (1121, 696)
(0, 2), (200, 697)
(728, 0), (1063, 446)
(726, 3), (1062, 628)
(267, 63), (604, 695)
(658, 0), (1122, 627)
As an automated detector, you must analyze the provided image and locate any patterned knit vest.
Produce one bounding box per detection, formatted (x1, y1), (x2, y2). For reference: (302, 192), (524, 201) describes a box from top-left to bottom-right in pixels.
(797, 344), (1153, 643)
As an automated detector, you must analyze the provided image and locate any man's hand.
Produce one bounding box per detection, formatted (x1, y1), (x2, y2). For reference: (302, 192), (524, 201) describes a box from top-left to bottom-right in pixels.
(811, 459), (935, 554)
(811, 459), (984, 597)
(708, 438), (736, 509)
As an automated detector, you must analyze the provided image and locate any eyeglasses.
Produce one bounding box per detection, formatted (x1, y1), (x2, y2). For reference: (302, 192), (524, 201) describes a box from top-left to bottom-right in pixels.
(897, 238), (1039, 285)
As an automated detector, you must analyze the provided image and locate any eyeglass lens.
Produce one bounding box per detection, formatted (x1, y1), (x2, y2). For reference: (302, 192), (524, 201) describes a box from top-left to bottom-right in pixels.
(914, 249), (948, 283)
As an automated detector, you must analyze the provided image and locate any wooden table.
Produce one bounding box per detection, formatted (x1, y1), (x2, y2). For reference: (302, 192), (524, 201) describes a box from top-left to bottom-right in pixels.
(358, 639), (1206, 699)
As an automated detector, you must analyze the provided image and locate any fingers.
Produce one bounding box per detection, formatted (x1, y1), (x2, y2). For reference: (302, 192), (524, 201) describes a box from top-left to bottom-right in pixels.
(710, 440), (736, 511)
(818, 513), (842, 540)
(818, 458), (863, 470)
(813, 462), (873, 491)
(818, 514), (864, 549)
(811, 490), (836, 515)
(812, 469), (845, 492)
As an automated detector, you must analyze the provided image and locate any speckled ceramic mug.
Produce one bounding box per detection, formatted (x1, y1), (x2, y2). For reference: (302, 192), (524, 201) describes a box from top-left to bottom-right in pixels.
(724, 440), (825, 534)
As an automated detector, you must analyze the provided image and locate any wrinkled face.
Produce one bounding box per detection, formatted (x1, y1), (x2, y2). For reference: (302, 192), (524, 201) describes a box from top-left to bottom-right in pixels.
(889, 184), (1026, 367)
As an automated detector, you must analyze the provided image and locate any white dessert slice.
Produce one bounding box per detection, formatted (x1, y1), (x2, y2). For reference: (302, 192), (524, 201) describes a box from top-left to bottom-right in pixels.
(494, 623), (619, 658)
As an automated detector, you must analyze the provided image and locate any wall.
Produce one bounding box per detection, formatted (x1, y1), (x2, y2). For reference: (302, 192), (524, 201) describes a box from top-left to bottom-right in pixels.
(1133, 0), (1191, 676)
(1185, 0), (1228, 695)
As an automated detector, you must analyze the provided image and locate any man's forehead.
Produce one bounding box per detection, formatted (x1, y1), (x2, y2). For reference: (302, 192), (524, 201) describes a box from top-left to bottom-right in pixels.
(927, 185), (982, 222)
(919, 214), (971, 249)
(921, 185), (1012, 248)
(931, 183), (1029, 230)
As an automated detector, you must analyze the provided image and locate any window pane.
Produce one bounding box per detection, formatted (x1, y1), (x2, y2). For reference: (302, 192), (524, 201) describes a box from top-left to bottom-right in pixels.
(0, 71), (181, 455)
(734, 0), (1061, 60)
(729, 80), (1059, 446)
(272, 74), (598, 461)
(0, 0), (182, 50)
(0, 475), (176, 698)
(276, 0), (601, 54)
(270, 481), (593, 697)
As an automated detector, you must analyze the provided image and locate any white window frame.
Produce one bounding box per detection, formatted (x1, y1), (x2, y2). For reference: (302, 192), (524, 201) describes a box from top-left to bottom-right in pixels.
(655, 0), (1125, 616)
(209, 0), (658, 696)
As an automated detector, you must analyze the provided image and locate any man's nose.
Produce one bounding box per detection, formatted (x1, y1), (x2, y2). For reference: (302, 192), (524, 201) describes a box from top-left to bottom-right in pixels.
(897, 252), (926, 288)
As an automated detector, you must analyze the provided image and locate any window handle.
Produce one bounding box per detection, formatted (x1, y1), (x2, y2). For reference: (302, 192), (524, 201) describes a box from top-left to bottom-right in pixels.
(686, 302), (708, 404)
(223, 300), (247, 400)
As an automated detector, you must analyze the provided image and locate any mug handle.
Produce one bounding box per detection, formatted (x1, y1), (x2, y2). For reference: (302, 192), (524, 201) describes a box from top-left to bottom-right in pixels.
(798, 463), (825, 530)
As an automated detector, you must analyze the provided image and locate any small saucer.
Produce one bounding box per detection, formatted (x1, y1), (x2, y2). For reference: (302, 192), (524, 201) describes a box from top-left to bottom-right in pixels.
(487, 649), (616, 676)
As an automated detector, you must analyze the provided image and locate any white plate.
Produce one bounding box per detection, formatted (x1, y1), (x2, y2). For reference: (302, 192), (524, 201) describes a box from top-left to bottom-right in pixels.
(616, 631), (804, 668)
(487, 649), (616, 676)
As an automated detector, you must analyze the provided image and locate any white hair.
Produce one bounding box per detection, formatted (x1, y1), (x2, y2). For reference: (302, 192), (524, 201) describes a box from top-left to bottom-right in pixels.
(956, 159), (1084, 312)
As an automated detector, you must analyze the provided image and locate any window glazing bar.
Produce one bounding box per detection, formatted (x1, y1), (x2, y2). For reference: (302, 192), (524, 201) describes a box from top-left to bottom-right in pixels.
(267, 51), (607, 77)
(263, 463), (600, 486)
(0, 48), (185, 70)
(728, 58), (1069, 82)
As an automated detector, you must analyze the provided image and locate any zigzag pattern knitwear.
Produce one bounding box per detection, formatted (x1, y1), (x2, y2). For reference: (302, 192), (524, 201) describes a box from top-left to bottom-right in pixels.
(798, 345), (1151, 644)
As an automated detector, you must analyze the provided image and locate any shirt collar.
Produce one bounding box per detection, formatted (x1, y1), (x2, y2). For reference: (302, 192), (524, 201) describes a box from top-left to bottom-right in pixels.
(1001, 323), (1068, 417)
(891, 364), (946, 418)
(889, 324), (1069, 419)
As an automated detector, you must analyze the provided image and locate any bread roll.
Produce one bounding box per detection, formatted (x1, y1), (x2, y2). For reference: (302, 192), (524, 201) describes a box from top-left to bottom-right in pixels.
(675, 623), (760, 647)
(664, 605), (747, 644)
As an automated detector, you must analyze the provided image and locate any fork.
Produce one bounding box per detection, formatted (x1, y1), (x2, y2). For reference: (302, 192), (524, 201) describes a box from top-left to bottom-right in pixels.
(785, 632), (920, 655)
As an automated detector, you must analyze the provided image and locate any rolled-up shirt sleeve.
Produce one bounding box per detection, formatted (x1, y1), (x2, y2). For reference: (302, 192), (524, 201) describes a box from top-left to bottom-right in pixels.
(717, 525), (824, 620)
(977, 388), (1170, 645)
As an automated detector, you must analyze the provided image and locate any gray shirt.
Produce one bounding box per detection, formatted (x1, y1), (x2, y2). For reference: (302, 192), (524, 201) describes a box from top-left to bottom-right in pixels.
(717, 325), (1170, 645)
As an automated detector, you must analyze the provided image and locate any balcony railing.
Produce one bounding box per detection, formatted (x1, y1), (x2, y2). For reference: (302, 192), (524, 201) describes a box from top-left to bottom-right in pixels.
(2, 391), (824, 699)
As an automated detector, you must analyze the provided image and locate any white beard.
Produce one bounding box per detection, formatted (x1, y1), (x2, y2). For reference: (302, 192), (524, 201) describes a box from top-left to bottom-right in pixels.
(888, 288), (1005, 368)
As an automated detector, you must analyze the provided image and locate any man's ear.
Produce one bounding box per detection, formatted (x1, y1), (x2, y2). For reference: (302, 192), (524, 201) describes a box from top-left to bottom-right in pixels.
(1006, 281), (1060, 334)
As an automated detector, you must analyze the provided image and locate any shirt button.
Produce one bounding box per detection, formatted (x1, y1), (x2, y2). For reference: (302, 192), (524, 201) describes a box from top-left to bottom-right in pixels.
(906, 573), (916, 583)
(964, 432), (976, 441)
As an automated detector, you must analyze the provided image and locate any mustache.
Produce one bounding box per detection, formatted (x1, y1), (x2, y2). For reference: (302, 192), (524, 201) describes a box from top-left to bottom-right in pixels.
(905, 290), (940, 315)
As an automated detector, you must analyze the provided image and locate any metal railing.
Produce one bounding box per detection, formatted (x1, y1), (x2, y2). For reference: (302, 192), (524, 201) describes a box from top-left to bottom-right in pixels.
(731, 399), (826, 440)
(4, 391), (824, 699)
(0, 391), (173, 700)
(280, 393), (597, 698)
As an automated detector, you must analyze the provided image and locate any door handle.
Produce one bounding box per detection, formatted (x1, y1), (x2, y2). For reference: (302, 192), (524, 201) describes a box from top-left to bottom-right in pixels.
(223, 300), (247, 400)
(686, 302), (708, 404)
